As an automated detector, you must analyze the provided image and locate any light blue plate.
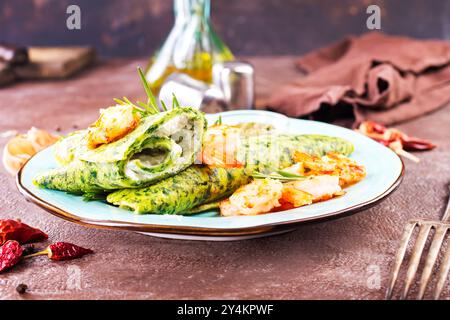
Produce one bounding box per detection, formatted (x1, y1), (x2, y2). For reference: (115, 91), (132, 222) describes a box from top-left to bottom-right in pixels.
(17, 110), (404, 241)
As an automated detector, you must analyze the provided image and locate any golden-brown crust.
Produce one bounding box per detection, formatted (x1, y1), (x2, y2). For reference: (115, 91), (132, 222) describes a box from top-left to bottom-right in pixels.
(85, 105), (140, 149)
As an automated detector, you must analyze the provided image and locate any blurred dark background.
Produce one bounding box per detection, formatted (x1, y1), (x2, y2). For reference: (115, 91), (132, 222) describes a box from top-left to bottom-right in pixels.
(1, 0), (449, 57)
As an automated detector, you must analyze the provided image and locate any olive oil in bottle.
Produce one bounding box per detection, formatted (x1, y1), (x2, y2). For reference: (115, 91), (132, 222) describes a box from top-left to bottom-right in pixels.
(145, 0), (234, 93)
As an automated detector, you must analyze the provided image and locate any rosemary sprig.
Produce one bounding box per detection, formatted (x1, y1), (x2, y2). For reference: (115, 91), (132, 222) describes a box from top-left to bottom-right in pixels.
(160, 100), (168, 111)
(277, 170), (306, 178)
(113, 67), (161, 115)
(114, 97), (136, 107)
(112, 67), (182, 114)
(137, 100), (155, 114)
(113, 98), (126, 105)
(172, 93), (180, 108)
(252, 170), (306, 181)
(114, 97), (146, 115)
(214, 115), (222, 125)
(122, 96), (136, 107)
(137, 67), (159, 114)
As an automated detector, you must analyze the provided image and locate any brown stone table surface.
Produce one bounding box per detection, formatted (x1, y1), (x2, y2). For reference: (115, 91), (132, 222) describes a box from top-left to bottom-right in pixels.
(0, 57), (449, 300)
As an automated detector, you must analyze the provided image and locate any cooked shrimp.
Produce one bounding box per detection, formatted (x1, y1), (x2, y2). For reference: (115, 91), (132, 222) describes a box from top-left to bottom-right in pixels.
(201, 124), (243, 168)
(322, 152), (366, 187)
(287, 151), (366, 187)
(292, 151), (335, 174)
(281, 175), (343, 208)
(86, 104), (141, 149)
(280, 162), (305, 176)
(281, 186), (314, 207)
(219, 178), (283, 216)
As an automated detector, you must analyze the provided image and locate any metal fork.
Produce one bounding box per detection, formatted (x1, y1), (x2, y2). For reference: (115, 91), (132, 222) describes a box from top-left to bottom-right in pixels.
(386, 185), (450, 300)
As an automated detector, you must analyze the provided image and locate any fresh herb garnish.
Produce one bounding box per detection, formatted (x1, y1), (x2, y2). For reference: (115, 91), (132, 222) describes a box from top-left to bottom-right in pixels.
(137, 100), (157, 114)
(114, 97), (147, 116)
(172, 93), (180, 108)
(160, 99), (168, 111)
(214, 115), (222, 125)
(113, 67), (182, 114)
(137, 67), (159, 114)
(113, 98), (127, 106)
(114, 97), (138, 108)
(277, 170), (306, 178)
(252, 170), (306, 181)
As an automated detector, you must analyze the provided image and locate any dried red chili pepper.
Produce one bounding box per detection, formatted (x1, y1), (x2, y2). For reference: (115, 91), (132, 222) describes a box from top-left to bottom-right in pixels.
(368, 121), (387, 134)
(0, 240), (23, 273)
(0, 219), (48, 245)
(356, 121), (436, 162)
(26, 242), (93, 261)
(400, 136), (436, 151)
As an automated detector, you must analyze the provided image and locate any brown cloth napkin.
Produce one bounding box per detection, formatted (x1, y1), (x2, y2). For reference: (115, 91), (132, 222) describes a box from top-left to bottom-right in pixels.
(268, 32), (450, 127)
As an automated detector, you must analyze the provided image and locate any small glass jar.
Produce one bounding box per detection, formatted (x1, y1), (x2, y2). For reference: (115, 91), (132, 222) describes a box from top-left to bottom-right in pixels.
(145, 0), (234, 93)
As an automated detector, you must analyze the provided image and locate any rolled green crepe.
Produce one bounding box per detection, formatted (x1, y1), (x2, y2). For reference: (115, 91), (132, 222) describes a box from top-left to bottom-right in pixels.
(238, 134), (354, 173)
(107, 166), (251, 214)
(34, 107), (206, 194)
(107, 134), (354, 214)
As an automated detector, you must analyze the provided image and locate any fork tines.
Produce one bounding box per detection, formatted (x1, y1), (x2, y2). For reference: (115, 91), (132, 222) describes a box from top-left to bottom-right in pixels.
(386, 219), (450, 300)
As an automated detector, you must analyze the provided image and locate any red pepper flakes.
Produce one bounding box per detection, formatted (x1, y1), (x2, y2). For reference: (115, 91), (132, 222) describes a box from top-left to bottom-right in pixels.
(356, 121), (436, 162)
(0, 219), (48, 245)
(26, 242), (93, 261)
(0, 240), (23, 273)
